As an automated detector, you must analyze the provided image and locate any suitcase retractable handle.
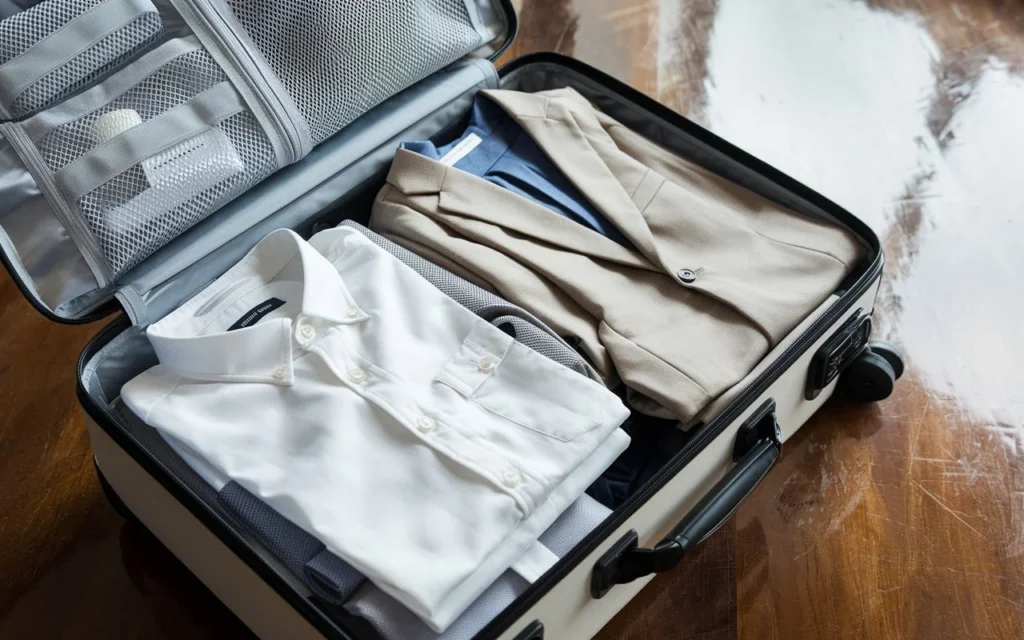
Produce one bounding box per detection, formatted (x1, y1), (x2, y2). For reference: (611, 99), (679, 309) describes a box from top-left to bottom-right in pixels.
(590, 400), (782, 599)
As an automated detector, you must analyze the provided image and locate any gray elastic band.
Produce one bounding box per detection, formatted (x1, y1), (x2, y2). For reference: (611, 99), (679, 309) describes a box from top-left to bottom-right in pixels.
(115, 284), (148, 325)
(22, 36), (203, 142)
(0, 0), (158, 107)
(54, 81), (244, 202)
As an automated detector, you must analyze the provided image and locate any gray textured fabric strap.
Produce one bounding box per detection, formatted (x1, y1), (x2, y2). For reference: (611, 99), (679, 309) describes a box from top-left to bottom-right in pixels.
(54, 81), (244, 202)
(22, 36), (203, 142)
(218, 480), (365, 605)
(0, 0), (156, 106)
(115, 284), (148, 325)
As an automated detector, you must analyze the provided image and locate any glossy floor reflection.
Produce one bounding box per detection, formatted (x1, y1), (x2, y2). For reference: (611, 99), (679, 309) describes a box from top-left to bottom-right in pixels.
(2, 0), (1023, 638)
(509, 0), (1024, 638)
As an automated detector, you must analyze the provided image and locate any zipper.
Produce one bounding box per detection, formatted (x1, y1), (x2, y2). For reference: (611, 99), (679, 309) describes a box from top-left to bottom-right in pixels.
(171, 0), (307, 166)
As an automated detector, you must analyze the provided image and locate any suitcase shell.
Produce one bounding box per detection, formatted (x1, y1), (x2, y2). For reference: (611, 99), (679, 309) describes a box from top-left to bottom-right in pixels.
(1, 2), (893, 637)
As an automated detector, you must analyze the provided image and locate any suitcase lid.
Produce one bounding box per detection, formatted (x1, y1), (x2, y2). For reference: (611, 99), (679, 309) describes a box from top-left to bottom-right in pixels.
(0, 0), (517, 326)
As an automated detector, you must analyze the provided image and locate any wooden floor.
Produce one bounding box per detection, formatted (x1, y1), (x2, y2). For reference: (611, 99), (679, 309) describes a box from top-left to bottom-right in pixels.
(2, 0), (1024, 638)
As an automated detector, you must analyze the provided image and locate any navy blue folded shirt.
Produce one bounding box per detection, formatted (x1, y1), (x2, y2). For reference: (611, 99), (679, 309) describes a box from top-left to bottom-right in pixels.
(402, 95), (635, 250)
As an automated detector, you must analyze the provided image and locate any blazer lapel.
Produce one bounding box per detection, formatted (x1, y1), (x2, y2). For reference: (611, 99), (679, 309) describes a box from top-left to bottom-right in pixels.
(385, 149), (654, 271)
(480, 89), (661, 258)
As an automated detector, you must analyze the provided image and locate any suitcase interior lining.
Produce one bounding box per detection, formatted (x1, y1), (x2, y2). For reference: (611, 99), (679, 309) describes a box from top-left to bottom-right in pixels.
(0, 0), (514, 321)
(78, 57), (877, 640)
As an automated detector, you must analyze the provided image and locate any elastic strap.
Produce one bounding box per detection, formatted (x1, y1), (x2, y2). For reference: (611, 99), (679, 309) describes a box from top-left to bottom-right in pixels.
(54, 81), (244, 202)
(0, 0), (159, 108)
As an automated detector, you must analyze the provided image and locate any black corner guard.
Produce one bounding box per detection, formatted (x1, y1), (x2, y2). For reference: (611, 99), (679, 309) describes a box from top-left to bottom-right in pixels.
(512, 620), (544, 640)
(591, 400), (781, 599)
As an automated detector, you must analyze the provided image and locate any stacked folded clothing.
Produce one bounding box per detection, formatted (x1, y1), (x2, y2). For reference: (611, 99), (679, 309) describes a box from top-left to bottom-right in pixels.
(121, 223), (630, 631)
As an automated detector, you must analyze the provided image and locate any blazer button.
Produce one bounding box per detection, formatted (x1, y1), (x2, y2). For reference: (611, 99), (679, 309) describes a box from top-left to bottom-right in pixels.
(677, 268), (697, 283)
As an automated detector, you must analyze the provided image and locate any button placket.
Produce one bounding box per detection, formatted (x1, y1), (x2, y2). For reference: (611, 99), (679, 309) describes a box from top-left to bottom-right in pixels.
(478, 355), (496, 372)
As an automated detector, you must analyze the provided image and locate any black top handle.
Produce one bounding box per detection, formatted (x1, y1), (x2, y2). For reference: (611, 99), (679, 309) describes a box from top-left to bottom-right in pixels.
(591, 399), (782, 598)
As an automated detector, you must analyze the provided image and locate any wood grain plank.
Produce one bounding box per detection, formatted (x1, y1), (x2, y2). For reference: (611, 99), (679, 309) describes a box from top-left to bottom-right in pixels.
(3, 0), (1024, 637)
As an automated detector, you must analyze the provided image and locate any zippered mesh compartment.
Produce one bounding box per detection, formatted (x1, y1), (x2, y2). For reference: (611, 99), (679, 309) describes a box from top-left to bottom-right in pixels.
(78, 110), (276, 275)
(225, 0), (485, 145)
(32, 45), (278, 277)
(0, 0), (164, 118)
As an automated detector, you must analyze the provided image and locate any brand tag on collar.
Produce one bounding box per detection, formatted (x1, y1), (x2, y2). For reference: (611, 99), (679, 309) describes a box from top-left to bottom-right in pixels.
(228, 298), (286, 331)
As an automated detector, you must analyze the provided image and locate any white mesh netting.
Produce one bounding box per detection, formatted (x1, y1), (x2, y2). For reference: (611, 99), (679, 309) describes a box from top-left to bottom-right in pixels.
(225, 0), (484, 144)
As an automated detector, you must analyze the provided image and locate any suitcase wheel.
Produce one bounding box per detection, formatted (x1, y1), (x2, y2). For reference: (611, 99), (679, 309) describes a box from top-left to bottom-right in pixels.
(865, 340), (904, 380)
(837, 347), (899, 402)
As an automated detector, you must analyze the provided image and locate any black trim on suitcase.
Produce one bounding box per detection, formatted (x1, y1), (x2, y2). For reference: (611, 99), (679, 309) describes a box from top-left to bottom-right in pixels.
(75, 53), (885, 640)
(488, 0), (519, 62)
(511, 620), (544, 640)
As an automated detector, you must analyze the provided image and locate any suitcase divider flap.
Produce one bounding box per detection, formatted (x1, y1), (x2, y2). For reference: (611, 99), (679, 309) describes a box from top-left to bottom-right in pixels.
(0, 0), (515, 325)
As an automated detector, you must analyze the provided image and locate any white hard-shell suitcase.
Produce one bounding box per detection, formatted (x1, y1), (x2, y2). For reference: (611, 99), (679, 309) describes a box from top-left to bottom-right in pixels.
(0, 1), (902, 638)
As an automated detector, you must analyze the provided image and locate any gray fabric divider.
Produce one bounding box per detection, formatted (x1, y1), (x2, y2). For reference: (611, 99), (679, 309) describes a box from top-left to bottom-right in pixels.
(0, 0), (158, 106)
(54, 81), (244, 201)
(21, 35), (203, 142)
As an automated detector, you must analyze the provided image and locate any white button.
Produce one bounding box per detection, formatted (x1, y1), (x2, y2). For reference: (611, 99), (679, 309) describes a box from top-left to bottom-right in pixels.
(478, 356), (496, 372)
(346, 307), (360, 318)
(300, 325), (315, 339)
(272, 366), (287, 380)
(416, 416), (436, 433)
(502, 469), (521, 488)
(349, 367), (367, 383)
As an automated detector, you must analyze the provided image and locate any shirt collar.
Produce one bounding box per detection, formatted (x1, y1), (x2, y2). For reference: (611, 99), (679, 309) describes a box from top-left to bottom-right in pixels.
(147, 229), (365, 385)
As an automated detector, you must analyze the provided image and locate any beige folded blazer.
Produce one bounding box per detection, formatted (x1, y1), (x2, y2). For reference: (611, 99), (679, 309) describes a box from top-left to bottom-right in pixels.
(369, 87), (863, 421)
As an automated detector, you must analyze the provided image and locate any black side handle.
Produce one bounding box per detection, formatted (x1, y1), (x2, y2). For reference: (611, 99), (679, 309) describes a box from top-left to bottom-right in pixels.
(591, 400), (782, 598)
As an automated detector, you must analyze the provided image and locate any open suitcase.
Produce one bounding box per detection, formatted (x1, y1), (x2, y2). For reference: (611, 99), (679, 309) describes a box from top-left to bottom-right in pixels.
(0, 1), (904, 638)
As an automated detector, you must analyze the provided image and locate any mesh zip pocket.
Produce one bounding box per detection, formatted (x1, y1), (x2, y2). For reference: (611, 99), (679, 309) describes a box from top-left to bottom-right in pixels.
(225, 0), (485, 145)
(30, 43), (278, 276)
(0, 0), (163, 118)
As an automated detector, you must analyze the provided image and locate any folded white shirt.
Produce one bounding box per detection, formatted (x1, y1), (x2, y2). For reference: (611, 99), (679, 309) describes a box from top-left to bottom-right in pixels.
(121, 227), (630, 631)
